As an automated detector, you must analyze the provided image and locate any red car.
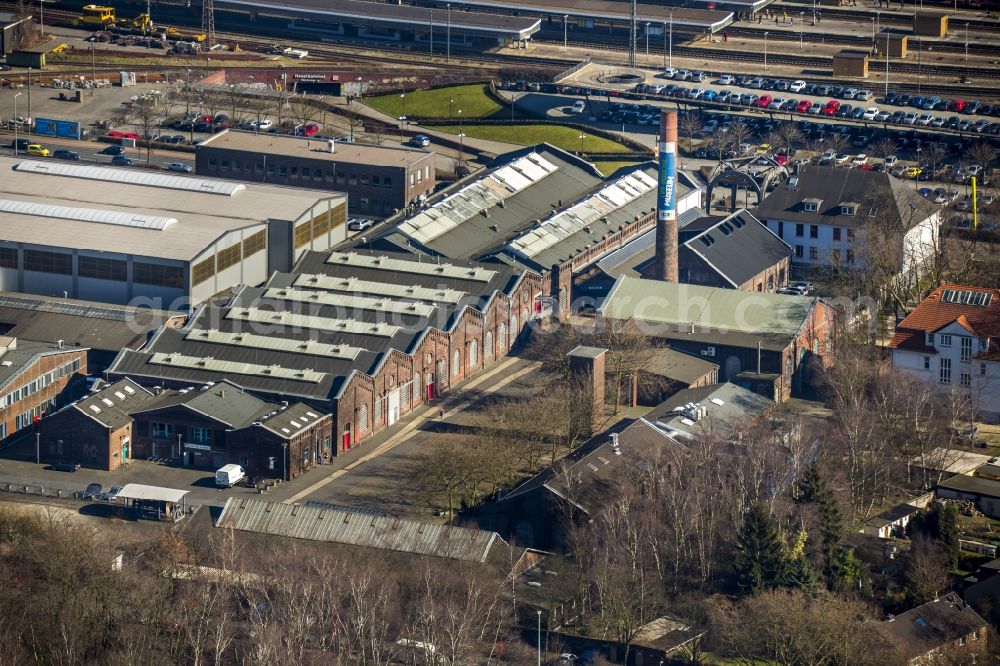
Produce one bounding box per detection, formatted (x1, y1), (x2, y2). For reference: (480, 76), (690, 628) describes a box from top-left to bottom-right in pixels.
(774, 154), (789, 166)
(302, 123), (320, 137)
(107, 130), (139, 140)
(796, 99), (812, 113)
(823, 100), (840, 115)
(757, 94), (773, 108)
(950, 99), (966, 112)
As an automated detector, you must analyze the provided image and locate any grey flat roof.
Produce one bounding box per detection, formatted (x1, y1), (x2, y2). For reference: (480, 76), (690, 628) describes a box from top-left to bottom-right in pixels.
(198, 130), (434, 168)
(219, 0), (542, 37)
(938, 474), (1000, 499)
(644, 346), (718, 384)
(645, 382), (774, 439)
(216, 497), (505, 562)
(0, 157), (342, 261)
(71, 378), (153, 430)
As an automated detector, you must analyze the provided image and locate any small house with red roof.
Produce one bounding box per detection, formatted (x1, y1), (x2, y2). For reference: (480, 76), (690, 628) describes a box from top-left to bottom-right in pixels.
(889, 284), (1000, 422)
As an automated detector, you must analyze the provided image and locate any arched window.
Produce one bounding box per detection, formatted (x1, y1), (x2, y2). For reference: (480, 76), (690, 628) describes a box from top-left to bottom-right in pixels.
(437, 358), (446, 383)
(470, 339), (479, 367)
(498, 323), (507, 351)
(484, 330), (494, 359)
(452, 349), (461, 376)
(559, 287), (567, 312)
(374, 396), (383, 425)
(413, 372), (421, 402)
(510, 314), (518, 337)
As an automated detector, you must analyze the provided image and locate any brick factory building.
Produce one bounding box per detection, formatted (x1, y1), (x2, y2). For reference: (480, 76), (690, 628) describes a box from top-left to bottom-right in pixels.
(196, 130), (436, 217)
(107, 250), (542, 452)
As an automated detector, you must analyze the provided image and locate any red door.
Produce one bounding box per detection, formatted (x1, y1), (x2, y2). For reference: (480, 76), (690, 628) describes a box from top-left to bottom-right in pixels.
(342, 431), (350, 451)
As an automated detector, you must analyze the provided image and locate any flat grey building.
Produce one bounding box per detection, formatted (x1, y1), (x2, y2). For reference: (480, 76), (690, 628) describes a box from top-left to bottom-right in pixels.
(196, 130), (436, 217)
(0, 157), (347, 310)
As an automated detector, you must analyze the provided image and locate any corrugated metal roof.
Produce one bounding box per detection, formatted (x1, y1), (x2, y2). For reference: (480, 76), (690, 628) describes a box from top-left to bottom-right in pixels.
(16, 159), (246, 196)
(150, 352), (326, 383)
(0, 198), (177, 230)
(118, 483), (189, 503)
(264, 287), (437, 318)
(294, 273), (467, 304)
(185, 328), (362, 361)
(226, 307), (402, 337)
(216, 497), (503, 562)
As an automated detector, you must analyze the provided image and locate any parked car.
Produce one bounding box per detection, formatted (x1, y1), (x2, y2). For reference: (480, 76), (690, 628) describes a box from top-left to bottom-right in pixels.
(568, 100), (586, 114)
(718, 74), (735, 85)
(409, 134), (430, 148)
(884, 155), (898, 168)
(81, 483), (103, 500)
(102, 144), (125, 155)
(9, 138), (30, 151)
(101, 485), (124, 502)
(348, 218), (374, 232)
(862, 107), (880, 120)
(26, 144), (50, 157)
(166, 162), (192, 173)
(51, 460), (80, 472)
(250, 118), (273, 130)
(111, 155), (134, 166)
(789, 80), (807, 92)
(796, 99), (812, 113)
(52, 149), (80, 160)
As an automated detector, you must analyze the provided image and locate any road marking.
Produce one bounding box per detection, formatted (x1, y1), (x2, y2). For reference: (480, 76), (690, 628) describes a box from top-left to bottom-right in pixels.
(282, 356), (538, 505)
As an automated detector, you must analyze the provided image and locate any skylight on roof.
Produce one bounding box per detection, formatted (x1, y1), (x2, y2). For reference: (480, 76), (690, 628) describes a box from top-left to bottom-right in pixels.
(122, 385), (135, 394)
(941, 289), (992, 307)
(0, 199), (177, 230)
(114, 391), (126, 400)
(101, 398), (114, 407)
(16, 160), (246, 196)
(89, 404), (102, 413)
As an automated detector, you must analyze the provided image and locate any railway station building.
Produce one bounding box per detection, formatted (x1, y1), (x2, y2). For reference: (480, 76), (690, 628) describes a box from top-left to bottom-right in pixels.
(0, 157), (347, 311)
(196, 130), (435, 218)
(107, 249), (544, 452)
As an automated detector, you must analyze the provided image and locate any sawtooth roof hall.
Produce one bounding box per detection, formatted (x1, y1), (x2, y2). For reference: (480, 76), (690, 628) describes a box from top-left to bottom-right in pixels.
(0, 157), (347, 310)
(108, 249), (543, 448)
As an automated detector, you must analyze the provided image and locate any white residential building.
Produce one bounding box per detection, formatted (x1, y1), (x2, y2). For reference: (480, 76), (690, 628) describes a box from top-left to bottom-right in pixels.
(889, 284), (1000, 422)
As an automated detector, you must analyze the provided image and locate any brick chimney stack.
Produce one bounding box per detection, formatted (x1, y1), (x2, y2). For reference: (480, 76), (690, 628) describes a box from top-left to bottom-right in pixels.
(655, 110), (679, 282)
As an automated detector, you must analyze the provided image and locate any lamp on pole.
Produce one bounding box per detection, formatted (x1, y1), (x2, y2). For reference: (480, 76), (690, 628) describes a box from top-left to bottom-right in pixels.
(662, 20), (667, 67)
(446, 3), (451, 63)
(577, 133), (584, 155)
(668, 12), (673, 69)
(26, 67), (31, 135)
(763, 32), (768, 70)
(799, 12), (803, 49)
(400, 92), (406, 119)
(458, 131), (465, 166)
(398, 116), (406, 141)
(458, 108), (463, 134)
(645, 22), (650, 57)
(536, 610), (542, 666)
(449, 96), (454, 117)
(871, 17), (875, 48)
(12, 92), (21, 155)
(965, 22), (969, 62)
(885, 29), (890, 97)
(563, 14), (568, 51)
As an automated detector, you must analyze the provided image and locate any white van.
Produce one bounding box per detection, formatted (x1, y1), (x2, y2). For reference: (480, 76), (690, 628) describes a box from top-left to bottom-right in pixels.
(569, 100), (586, 114)
(216, 464), (246, 488)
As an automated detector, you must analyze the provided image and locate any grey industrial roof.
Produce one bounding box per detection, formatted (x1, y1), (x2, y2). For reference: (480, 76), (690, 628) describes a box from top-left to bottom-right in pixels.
(0, 292), (178, 355)
(133, 380), (273, 428)
(645, 382), (774, 440)
(117, 483), (189, 503)
(0, 156), (342, 261)
(216, 497), (506, 562)
(880, 593), (987, 661)
(257, 403), (330, 439)
(595, 206), (708, 278)
(643, 346), (718, 385)
(198, 130), (434, 168)
(598, 275), (819, 351)
(0, 339), (86, 393)
(219, 0), (542, 37)
(937, 474), (1000, 499)
(395, 145), (603, 261)
(681, 210), (792, 287)
(107, 249), (529, 402)
(751, 165), (939, 230)
(71, 378), (152, 430)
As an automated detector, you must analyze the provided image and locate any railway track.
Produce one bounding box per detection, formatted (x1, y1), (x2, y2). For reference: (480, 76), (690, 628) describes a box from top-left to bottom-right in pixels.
(726, 25), (1000, 58)
(539, 37), (1000, 81)
(774, 0), (1000, 31)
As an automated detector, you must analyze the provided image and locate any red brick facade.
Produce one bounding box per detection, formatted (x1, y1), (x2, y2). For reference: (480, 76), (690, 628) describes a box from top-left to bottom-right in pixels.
(0, 348), (87, 442)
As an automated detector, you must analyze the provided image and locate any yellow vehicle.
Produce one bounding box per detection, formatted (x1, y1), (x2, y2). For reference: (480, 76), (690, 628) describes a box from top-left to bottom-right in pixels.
(165, 26), (207, 43)
(904, 165), (923, 178)
(50, 43), (68, 55)
(129, 12), (153, 34)
(75, 5), (117, 29)
(755, 143), (772, 155)
(26, 144), (50, 157)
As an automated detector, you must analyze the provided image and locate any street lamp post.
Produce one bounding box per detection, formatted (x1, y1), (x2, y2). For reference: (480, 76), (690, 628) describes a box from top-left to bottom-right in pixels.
(662, 21), (667, 67)
(871, 18), (875, 48)
(885, 29), (890, 96)
(458, 131), (465, 168)
(563, 15), (568, 51)
(799, 12), (804, 49)
(645, 22), (650, 57)
(536, 611), (542, 666)
(577, 133), (584, 154)
(398, 116), (406, 141)
(668, 12), (673, 69)
(26, 67), (31, 135)
(965, 23), (969, 62)
(400, 92), (406, 119)
(12, 92), (21, 155)
(446, 3), (451, 63)
(763, 32), (768, 70)
(449, 97), (454, 117)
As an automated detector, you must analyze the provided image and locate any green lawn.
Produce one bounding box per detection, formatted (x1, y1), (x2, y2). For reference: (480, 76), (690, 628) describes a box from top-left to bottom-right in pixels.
(434, 124), (632, 155)
(593, 160), (648, 176)
(364, 84), (503, 119)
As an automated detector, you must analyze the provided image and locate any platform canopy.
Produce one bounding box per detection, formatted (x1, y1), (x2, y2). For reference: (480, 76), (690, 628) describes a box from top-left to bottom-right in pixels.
(117, 483), (190, 504)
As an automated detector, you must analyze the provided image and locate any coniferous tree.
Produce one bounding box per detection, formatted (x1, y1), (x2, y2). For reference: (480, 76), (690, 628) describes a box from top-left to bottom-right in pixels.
(936, 502), (961, 572)
(734, 503), (785, 594)
(781, 530), (821, 594)
(796, 465), (845, 583)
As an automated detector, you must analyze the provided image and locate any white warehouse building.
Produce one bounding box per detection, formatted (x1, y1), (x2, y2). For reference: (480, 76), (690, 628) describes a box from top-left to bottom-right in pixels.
(0, 157), (347, 310)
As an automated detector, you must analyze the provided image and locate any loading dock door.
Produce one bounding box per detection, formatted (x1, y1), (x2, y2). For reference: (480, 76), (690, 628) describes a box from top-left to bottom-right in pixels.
(387, 389), (400, 426)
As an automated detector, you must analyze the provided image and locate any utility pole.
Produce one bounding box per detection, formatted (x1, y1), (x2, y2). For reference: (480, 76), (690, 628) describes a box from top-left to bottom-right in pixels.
(26, 67), (31, 135)
(662, 21), (667, 67)
(202, 0), (215, 49)
(668, 12), (673, 69)
(536, 611), (542, 666)
(885, 29), (890, 96)
(965, 22), (969, 62)
(645, 22), (650, 57)
(563, 14), (568, 51)
(446, 3), (451, 63)
(627, 0), (637, 68)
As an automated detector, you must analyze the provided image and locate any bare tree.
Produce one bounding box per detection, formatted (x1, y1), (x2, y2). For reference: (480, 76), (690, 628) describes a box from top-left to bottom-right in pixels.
(965, 141), (998, 181)
(870, 137), (897, 161)
(773, 121), (803, 156)
(129, 95), (161, 166)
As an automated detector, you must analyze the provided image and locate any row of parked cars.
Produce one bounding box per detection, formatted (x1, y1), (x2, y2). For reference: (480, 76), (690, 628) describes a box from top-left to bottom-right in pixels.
(74, 483), (124, 502)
